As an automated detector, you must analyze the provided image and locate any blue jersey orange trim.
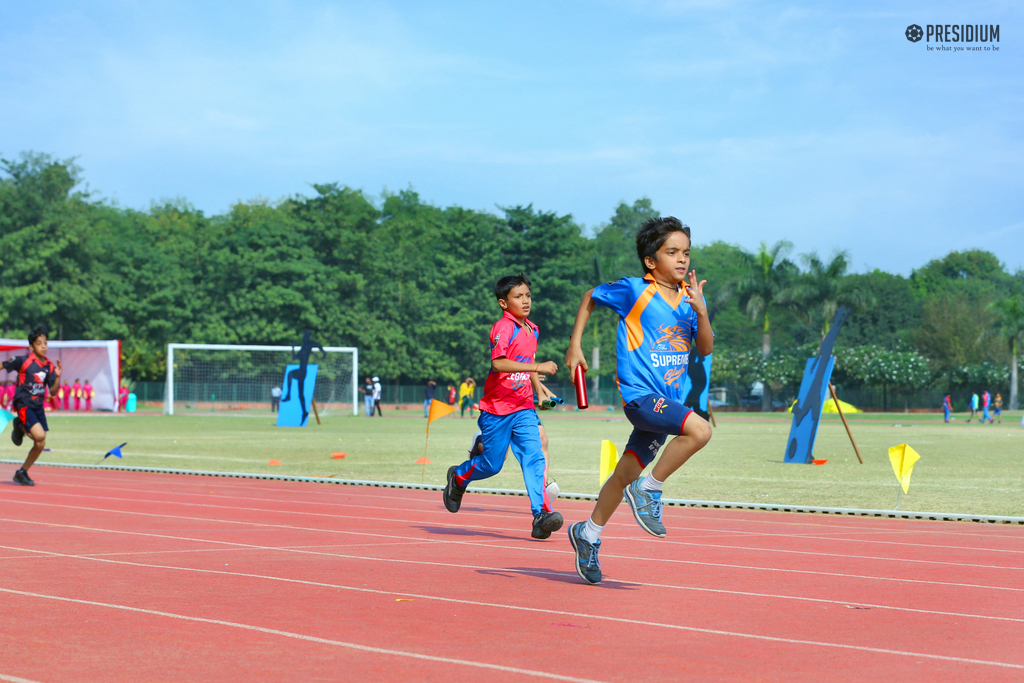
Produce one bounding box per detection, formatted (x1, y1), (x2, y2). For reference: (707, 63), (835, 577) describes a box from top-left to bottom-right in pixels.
(592, 275), (704, 404)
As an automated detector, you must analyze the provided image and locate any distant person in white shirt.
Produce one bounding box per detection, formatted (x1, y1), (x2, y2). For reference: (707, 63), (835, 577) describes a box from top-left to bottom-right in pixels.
(270, 385), (281, 412)
(372, 377), (383, 416)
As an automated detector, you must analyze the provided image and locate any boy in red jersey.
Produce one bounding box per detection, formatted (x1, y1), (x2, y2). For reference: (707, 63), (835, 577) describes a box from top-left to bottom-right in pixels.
(3, 325), (62, 486)
(443, 273), (564, 539)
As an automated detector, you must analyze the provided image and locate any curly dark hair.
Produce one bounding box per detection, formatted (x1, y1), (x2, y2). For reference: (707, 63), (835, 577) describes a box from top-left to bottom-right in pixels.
(636, 216), (691, 273)
(28, 324), (50, 346)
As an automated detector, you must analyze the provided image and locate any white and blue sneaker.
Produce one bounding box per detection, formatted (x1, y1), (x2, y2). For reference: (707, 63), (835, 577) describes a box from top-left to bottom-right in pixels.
(469, 431), (483, 458)
(623, 480), (666, 537)
(568, 522), (602, 585)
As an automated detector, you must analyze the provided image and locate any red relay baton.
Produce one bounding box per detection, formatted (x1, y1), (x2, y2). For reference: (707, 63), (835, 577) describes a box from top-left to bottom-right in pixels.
(573, 365), (589, 409)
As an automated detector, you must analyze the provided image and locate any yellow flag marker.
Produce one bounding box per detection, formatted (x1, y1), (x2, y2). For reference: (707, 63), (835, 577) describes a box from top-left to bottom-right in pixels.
(888, 443), (920, 508)
(888, 443), (920, 493)
(599, 440), (619, 485)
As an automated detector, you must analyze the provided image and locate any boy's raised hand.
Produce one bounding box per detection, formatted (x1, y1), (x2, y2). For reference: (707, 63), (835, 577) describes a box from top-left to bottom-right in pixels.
(685, 270), (709, 316)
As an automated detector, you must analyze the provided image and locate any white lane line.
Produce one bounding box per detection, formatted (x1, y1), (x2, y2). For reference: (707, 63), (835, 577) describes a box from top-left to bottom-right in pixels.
(0, 540), (427, 562)
(3, 539), (1024, 626)
(39, 473), (1024, 540)
(1, 557), (1021, 671)
(5, 495), (1020, 573)
(0, 586), (601, 682)
(3, 506), (1024, 595)
(43, 475), (1024, 547)
(0, 674), (44, 683)
(29, 483), (1024, 554)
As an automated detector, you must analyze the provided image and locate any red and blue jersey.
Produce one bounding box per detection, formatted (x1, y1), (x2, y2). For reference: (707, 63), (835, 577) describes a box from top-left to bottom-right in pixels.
(592, 274), (702, 404)
(1, 354), (57, 409)
(479, 311), (539, 416)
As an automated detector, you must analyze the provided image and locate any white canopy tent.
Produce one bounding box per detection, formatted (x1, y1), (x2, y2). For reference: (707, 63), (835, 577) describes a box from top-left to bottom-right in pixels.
(0, 339), (121, 411)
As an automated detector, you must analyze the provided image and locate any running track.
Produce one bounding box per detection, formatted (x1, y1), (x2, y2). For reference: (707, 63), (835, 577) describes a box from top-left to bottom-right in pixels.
(1, 467), (1022, 682)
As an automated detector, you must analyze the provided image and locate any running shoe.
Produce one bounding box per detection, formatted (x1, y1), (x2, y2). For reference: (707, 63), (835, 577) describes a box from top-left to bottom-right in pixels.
(468, 430), (483, 458)
(13, 468), (34, 486)
(568, 521), (601, 585)
(531, 511), (564, 539)
(443, 466), (466, 513)
(623, 479), (666, 537)
(11, 418), (24, 447)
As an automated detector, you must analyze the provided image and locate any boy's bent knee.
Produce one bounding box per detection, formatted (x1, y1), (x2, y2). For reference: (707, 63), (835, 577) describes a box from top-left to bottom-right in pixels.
(684, 415), (712, 447)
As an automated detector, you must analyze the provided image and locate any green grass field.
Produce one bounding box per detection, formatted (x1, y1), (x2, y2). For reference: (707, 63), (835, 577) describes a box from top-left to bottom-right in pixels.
(7, 408), (1024, 517)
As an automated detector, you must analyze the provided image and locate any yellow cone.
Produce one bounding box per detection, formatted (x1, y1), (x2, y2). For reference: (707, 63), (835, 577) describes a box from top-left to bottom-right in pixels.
(599, 440), (619, 485)
(888, 443), (920, 494)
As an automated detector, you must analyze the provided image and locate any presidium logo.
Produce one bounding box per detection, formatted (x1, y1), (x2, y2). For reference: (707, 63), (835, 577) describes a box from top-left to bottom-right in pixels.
(906, 23), (1001, 51)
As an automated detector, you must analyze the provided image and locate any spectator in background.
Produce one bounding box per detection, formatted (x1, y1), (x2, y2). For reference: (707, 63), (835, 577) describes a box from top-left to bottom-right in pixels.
(358, 377), (373, 416)
(424, 380), (437, 418)
(83, 380), (94, 411)
(447, 383), (457, 406)
(981, 390), (992, 424)
(271, 385), (282, 412)
(72, 379), (82, 411)
(992, 393), (1003, 423)
(458, 377), (476, 418)
(942, 394), (952, 423)
(967, 392), (979, 422)
(0, 382), (9, 410)
(61, 380), (70, 410)
(372, 376), (383, 417)
(119, 384), (129, 411)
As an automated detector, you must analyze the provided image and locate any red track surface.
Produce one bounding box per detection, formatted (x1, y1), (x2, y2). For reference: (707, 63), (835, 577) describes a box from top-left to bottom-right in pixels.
(1, 467), (1022, 682)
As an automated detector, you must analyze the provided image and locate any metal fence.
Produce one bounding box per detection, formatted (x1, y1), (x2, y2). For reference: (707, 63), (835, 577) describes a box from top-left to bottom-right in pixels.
(131, 380), (1011, 412)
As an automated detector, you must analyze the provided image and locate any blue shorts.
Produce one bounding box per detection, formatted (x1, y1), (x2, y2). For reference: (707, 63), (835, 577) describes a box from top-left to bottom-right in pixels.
(622, 394), (693, 467)
(17, 403), (48, 433)
(454, 409), (551, 515)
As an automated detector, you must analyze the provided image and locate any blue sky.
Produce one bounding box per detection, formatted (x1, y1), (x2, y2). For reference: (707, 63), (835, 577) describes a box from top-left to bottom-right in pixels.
(1, 1), (1021, 275)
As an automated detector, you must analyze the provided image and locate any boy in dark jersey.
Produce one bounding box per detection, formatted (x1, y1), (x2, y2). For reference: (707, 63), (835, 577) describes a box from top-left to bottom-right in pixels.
(4, 325), (62, 486)
(443, 273), (564, 539)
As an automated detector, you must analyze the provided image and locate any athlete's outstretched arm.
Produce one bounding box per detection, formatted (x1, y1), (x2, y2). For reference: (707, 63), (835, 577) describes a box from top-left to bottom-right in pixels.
(492, 356), (557, 376)
(565, 288), (596, 375)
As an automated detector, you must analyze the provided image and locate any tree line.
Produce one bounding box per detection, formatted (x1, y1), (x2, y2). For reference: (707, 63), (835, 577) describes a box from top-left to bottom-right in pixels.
(2, 152), (1022, 409)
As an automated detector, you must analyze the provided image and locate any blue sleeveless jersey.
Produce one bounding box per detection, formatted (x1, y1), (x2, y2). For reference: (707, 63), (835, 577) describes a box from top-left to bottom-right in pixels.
(591, 275), (701, 404)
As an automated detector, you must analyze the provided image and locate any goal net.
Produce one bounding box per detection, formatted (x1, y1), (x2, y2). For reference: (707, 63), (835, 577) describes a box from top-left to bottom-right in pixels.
(164, 344), (358, 416)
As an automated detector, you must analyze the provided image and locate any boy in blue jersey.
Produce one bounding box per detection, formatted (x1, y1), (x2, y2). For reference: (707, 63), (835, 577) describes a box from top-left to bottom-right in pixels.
(564, 217), (713, 584)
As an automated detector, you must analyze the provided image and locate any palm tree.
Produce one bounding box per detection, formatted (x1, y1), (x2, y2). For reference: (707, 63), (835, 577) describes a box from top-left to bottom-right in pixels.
(989, 294), (1024, 410)
(719, 240), (796, 411)
(783, 250), (874, 338)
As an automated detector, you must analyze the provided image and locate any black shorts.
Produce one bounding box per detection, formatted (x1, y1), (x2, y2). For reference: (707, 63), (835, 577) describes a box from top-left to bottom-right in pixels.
(622, 394), (694, 467)
(17, 403), (48, 432)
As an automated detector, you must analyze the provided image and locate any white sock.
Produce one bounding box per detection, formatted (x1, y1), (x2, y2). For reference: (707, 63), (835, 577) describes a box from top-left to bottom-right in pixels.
(582, 517), (604, 544)
(640, 472), (664, 493)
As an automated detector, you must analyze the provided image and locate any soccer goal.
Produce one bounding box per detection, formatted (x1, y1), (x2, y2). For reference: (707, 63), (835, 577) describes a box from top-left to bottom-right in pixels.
(164, 344), (359, 416)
